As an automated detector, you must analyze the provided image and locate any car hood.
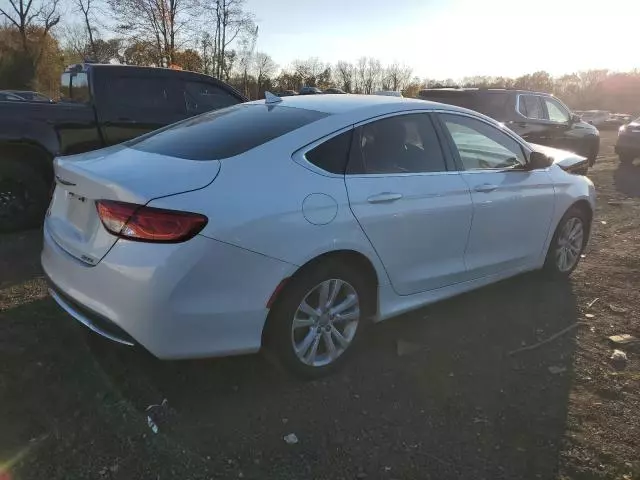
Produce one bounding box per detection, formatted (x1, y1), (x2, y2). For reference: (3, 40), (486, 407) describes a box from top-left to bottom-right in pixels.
(529, 143), (588, 173)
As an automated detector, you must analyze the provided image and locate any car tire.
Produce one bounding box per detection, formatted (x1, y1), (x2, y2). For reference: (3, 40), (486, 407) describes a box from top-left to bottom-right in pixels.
(543, 206), (590, 277)
(264, 260), (373, 379)
(0, 159), (50, 233)
(619, 154), (634, 164)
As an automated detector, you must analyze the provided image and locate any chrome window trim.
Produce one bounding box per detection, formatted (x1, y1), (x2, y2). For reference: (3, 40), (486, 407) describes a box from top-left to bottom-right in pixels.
(292, 125), (354, 178)
(294, 109), (456, 178)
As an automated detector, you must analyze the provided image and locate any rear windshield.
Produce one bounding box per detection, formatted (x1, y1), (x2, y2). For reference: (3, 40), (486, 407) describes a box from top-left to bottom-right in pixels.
(128, 104), (328, 160)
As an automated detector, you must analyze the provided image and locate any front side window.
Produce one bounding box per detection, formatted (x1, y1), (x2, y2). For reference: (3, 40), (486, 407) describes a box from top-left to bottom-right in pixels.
(183, 81), (240, 113)
(518, 95), (544, 120)
(60, 72), (90, 103)
(348, 113), (447, 174)
(544, 97), (570, 123)
(440, 114), (526, 170)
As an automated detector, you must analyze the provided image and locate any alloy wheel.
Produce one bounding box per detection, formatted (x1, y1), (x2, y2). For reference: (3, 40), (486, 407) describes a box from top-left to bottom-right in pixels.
(291, 279), (360, 367)
(555, 217), (584, 272)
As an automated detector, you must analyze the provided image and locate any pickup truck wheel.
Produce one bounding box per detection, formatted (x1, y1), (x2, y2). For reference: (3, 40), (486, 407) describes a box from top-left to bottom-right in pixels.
(0, 159), (49, 233)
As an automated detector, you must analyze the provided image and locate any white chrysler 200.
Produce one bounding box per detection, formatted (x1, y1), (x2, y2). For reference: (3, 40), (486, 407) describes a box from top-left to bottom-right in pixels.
(42, 94), (595, 378)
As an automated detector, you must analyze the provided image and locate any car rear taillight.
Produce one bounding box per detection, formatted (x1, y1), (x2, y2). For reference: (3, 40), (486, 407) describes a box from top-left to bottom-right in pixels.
(96, 200), (207, 243)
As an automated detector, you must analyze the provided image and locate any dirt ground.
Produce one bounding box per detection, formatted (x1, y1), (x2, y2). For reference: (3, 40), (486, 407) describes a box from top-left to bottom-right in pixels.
(0, 131), (638, 480)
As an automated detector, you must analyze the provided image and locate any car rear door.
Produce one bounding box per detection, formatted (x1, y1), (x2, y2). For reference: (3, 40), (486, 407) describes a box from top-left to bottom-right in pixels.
(436, 112), (555, 279)
(94, 71), (185, 146)
(344, 112), (473, 295)
(510, 94), (553, 145)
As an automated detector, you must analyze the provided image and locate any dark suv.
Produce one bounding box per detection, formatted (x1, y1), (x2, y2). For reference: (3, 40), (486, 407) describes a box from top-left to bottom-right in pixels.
(418, 88), (600, 166)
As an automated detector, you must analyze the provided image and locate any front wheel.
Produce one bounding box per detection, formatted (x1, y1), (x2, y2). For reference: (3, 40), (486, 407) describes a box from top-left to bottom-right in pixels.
(264, 261), (372, 379)
(544, 206), (589, 276)
(619, 154), (635, 164)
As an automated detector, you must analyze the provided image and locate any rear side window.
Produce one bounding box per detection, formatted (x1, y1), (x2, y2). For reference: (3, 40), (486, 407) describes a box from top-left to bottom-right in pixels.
(61, 72), (90, 103)
(519, 95), (544, 119)
(183, 81), (240, 113)
(305, 130), (353, 174)
(128, 104), (328, 160)
(106, 77), (174, 110)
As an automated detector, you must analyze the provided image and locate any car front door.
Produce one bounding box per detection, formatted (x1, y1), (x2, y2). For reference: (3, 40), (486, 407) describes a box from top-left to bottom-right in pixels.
(540, 96), (581, 153)
(510, 94), (552, 145)
(344, 112), (473, 295)
(437, 112), (556, 279)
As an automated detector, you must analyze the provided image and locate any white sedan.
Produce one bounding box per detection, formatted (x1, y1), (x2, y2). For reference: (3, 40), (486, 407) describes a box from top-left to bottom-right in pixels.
(42, 94), (595, 378)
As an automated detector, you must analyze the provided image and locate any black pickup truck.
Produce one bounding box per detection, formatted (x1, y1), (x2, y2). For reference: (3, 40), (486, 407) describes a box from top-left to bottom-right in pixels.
(0, 63), (246, 232)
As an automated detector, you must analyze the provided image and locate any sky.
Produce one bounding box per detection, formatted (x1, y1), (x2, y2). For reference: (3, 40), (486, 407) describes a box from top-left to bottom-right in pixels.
(245, 0), (640, 80)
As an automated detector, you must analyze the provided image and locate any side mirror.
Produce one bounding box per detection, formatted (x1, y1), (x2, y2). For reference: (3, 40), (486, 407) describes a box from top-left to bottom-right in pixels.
(528, 151), (552, 170)
(570, 113), (581, 123)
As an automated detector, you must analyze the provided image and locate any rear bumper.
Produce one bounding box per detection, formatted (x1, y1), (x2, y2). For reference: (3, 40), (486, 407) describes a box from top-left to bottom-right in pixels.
(42, 226), (296, 359)
(47, 281), (136, 346)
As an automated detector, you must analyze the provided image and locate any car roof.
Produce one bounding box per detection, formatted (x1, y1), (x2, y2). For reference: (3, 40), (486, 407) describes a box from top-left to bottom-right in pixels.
(248, 94), (460, 115)
(420, 88), (553, 96)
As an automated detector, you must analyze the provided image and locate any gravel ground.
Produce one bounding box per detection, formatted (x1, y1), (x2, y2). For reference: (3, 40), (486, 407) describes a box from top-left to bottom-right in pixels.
(0, 131), (638, 480)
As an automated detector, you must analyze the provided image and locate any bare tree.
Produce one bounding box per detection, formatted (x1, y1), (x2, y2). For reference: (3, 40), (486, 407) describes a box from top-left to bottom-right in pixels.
(383, 63), (412, 92)
(73, 0), (98, 58)
(355, 57), (382, 94)
(236, 24), (257, 95)
(334, 61), (354, 92)
(201, 0), (254, 79)
(292, 57), (327, 86)
(253, 51), (277, 95)
(61, 22), (90, 60)
(0, 0), (60, 59)
(109, 0), (195, 66)
(200, 32), (212, 74)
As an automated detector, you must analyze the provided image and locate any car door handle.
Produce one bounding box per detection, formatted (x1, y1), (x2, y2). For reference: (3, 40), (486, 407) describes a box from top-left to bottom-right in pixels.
(367, 192), (403, 203)
(474, 184), (497, 193)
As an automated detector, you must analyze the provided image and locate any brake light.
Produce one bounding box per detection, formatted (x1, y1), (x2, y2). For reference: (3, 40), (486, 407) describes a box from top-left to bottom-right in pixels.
(96, 200), (207, 243)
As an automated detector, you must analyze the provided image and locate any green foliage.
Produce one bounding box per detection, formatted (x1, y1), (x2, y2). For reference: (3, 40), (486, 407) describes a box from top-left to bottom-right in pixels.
(0, 26), (64, 96)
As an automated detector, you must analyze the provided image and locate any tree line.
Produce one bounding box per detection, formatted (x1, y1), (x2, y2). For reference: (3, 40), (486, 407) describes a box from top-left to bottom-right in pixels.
(2, 0), (640, 115)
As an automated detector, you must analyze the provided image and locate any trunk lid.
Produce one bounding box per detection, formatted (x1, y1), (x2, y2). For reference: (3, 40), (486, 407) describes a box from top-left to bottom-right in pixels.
(46, 145), (220, 265)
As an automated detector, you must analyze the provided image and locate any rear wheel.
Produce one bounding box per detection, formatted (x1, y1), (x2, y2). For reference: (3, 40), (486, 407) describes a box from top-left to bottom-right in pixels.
(0, 159), (49, 233)
(264, 260), (373, 379)
(544, 206), (589, 276)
